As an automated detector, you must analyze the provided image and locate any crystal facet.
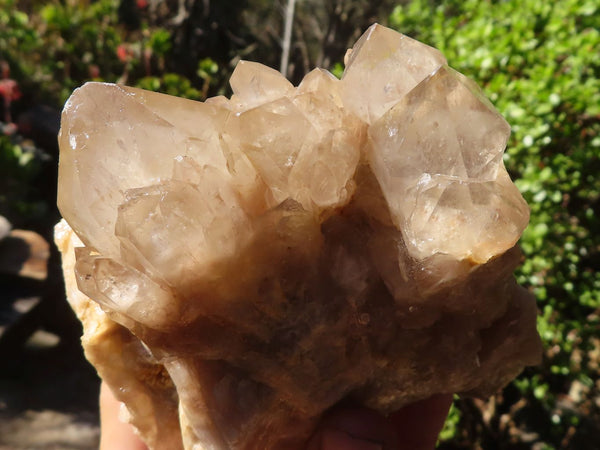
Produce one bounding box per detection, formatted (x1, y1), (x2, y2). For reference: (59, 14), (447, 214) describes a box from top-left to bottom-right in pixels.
(56, 23), (541, 450)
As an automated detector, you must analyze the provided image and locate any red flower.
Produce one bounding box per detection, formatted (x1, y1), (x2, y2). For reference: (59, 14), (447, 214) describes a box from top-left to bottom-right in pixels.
(0, 79), (21, 102)
(136, 0), (148, 9)
(117, 45), (131, 63)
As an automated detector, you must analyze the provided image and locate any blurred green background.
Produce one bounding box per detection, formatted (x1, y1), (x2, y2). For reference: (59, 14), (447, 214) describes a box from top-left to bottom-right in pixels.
(0, 0), (598, 448)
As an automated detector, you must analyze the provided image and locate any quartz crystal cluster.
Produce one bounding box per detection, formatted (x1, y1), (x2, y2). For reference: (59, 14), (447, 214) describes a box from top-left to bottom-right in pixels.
(55, 24), (542, 450)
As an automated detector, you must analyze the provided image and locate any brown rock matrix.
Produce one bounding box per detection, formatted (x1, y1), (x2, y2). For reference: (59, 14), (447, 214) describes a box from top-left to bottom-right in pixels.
(55, 24), (542, 450)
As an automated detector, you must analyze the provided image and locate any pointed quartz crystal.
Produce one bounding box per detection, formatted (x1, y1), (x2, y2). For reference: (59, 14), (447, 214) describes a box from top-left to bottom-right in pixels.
(226, 68), (362, 213)
(341, 23), (447, 123)
(57, 83), (230, 259)
(229, 60), (294, 112)
(115, 173), (252, 299)
(368, 65), (529, 262)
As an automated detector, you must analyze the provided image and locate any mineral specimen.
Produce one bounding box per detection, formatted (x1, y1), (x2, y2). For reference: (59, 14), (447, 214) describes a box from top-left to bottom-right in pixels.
(56, 23), (542, 450)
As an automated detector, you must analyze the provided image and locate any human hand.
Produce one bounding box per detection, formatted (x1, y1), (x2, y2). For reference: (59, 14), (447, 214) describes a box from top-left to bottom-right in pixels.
(99, 381), (452, 450)
(307, 394), (453, 450)
(99, 382), (148, 450)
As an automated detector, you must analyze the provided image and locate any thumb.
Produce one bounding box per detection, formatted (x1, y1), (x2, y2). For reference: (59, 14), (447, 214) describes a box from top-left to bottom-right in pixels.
(306, 395), (453, 450)
(306, 407), (397, 450)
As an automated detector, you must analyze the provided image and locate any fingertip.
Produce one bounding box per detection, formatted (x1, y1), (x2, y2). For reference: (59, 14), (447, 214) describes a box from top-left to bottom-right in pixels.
(307, 395), (453, 450)
(99, 382), (148, 450)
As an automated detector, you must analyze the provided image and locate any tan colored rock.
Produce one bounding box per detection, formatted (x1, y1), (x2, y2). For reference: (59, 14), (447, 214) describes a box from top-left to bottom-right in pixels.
(56, 23), (542, 450)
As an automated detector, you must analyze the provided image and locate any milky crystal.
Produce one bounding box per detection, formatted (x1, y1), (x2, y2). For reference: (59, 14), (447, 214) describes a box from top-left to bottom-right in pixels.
(56, 23), (541, 450)
(341, 23), (447, 123)
(368, 65), (529, 262)
(229, 60), (295, 111)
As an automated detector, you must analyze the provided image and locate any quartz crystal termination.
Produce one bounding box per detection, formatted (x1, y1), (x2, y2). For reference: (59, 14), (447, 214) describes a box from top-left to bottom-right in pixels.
(56, 23), (542, 450)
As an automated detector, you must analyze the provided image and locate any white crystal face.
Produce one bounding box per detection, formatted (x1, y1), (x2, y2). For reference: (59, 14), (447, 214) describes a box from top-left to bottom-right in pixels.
(368, 65), (529, 262)
(341, 23), (447, 123)
(229, 60), (294, 111)
(57, 83), (229, 259)
(56, 23), (540, 450)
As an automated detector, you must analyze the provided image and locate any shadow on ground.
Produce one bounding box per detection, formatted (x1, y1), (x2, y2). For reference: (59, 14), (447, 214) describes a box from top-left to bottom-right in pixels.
(0, 272), (101, 449)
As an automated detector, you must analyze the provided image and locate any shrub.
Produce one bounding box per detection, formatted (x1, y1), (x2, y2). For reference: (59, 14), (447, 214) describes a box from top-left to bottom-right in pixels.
(0, 0), (210, 105)
(0, 133), (49, 226)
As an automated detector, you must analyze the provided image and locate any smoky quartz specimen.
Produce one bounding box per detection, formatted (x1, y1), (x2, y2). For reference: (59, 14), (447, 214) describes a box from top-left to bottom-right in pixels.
(56, 24), (541, 450)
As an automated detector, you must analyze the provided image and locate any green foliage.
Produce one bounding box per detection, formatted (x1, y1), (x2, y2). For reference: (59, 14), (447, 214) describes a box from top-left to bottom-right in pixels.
(0, 0), (213, 106)
(147, 28), (172, 57)
(0, 135), (47, 224)
(136, 73), (201, 100)
(196, 57), (221, 97)
(391, 0), (600, 447)
(438, 398), (461, 442)
(0, 2), (38, 54)
(1, 0), (125, 104)
(331, 62), (345, 79)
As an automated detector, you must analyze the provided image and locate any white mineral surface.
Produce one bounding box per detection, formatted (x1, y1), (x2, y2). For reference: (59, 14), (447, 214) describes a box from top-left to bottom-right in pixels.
(55, 23), (542, 450)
